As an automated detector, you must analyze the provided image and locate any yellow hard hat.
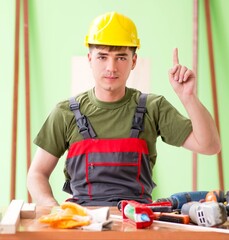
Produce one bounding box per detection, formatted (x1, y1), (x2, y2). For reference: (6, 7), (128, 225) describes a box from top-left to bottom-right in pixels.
(85, 12), (140, 48)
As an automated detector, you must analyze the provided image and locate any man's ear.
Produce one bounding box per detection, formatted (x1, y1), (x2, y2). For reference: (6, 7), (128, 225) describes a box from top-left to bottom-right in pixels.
(88, 52), (92, 62)
(87, 52), (92, 68)
(132, 53), (137, 70)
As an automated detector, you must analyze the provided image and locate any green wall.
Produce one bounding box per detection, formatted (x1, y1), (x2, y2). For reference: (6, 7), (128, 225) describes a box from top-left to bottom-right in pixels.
(0, 0), (228, 206)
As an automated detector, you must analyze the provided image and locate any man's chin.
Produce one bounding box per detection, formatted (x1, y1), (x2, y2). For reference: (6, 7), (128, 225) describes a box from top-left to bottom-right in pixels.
(101, 84), (115, 92)
(104, 86), (113, 92)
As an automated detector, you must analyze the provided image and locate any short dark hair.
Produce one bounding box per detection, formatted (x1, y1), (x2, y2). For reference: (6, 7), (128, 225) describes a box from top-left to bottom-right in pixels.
(88, 44), (137, 56)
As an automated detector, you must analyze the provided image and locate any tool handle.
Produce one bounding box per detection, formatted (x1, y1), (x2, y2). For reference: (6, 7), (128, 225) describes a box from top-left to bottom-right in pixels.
(154, 212), (190, 224)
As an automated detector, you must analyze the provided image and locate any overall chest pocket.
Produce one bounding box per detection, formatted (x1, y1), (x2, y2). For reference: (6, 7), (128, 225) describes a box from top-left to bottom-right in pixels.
(88, 152), (140, 181)
(87, 151), (143, 196)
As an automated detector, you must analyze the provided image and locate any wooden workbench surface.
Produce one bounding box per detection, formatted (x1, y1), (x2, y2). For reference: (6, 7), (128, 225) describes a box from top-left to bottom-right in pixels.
(0, 206), (228, 240)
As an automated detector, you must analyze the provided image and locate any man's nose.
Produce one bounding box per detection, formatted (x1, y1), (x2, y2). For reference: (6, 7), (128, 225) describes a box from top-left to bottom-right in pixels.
(106, 59), (117, 72)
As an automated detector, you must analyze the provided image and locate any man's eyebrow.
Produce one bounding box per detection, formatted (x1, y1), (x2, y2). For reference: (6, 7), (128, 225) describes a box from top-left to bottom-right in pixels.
(115, 53), (128, 56)
(97, 52), (108, 56)
(96, 52), (128, 56)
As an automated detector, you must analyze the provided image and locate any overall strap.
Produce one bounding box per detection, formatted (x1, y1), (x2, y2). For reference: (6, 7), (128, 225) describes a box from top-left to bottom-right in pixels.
(69, 97), (96, 139)
(130, 93), (148, 138)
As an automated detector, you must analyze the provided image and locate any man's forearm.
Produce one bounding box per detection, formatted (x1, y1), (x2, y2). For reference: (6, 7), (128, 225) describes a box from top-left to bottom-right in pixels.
(27, 173), (59, 206)
(182, 94), (221, 154)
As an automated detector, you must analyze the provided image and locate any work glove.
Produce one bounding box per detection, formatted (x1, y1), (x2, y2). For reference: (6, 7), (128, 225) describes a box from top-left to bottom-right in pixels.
(39, 202), (91, 229)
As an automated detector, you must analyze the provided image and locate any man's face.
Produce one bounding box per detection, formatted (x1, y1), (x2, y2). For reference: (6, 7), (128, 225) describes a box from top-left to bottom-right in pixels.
(88, 46), (137, 97)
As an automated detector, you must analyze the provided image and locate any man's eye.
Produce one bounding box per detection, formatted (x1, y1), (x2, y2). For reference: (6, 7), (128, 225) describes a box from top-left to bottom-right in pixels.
(118, 57), (126, 61)
(97, 54), (107, 59)
(98, 56), (106, 60)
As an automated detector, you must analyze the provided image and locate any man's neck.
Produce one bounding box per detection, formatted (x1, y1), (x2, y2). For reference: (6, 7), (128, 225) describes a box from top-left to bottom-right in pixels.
(94, 87), (126, 102)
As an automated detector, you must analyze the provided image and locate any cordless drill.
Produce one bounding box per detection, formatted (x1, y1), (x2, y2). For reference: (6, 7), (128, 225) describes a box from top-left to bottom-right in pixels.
(155, 191), (209, 210)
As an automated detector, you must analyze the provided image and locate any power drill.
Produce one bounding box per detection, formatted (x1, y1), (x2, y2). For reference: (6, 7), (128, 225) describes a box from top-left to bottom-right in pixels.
(181, 201), (227, 227)
(155, 191), (208, 210)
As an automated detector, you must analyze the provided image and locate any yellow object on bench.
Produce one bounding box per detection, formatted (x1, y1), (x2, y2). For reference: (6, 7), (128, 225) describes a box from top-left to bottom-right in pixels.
(39, 202), (90, 229)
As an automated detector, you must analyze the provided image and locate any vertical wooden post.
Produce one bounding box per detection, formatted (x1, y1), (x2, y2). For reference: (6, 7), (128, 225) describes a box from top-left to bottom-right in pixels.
(11, 0), (21, 201)
(204, 0), (224, 191)
(23, 0), (32, 203)
(192, 0), (199, 191)
(11, 0), (32, 202)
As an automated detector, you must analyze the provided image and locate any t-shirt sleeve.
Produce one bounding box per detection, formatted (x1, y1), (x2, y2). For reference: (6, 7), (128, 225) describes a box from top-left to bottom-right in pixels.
(33, 106), (69, 158)
(157, 96), (193, 146)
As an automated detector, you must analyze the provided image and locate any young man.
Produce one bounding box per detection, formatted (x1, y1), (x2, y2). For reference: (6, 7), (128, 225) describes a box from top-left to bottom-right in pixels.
(27, 12), (221, 206)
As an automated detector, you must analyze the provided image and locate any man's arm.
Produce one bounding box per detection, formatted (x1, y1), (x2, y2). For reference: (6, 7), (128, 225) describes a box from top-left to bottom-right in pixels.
(168, 48), (221, 155)
(27, 147), (59, 206)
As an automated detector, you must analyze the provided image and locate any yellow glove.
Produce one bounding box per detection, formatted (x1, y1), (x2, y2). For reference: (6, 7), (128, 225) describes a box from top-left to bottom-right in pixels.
(39, 202), (91, 229)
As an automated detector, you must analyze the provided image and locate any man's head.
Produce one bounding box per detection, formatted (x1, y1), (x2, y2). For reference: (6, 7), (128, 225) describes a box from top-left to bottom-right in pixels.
(85, 12), (140, 49)
(85, 12), (139, 101)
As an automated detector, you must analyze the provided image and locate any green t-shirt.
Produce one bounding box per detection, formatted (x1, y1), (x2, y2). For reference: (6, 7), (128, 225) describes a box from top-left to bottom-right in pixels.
(34, 87), (192, 169)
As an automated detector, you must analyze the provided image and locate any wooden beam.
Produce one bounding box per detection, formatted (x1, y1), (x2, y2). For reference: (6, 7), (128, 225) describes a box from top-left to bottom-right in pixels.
(11, 0), (21, 201)
(0, 200), (24, 234)
(192, 0), (199, 191)
(20, 203), (36, 219)
(204, 0), (224, 191)
(23, 0), (32, 203)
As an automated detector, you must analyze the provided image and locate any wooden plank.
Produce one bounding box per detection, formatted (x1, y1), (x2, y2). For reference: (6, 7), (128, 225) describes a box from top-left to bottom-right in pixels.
(11, 0), (21, 201)
(192, 0), (198, 191)
(23, 0), (32, 203)
(204, 0), (224, 191)
(20, 203), (36, 219)
(0, 200), (24, 234)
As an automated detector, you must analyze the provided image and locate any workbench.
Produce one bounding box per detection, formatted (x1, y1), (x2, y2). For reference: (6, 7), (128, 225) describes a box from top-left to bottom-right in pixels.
(0, 206), (228, 240)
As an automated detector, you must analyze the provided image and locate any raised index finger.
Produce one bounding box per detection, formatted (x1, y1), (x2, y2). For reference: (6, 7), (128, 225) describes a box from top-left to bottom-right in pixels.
(173, 48), (179, 66)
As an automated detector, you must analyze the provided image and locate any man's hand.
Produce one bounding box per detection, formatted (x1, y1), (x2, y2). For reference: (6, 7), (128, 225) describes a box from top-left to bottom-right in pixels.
(169, 48), (196, 101)
(168, 49), (221, 154)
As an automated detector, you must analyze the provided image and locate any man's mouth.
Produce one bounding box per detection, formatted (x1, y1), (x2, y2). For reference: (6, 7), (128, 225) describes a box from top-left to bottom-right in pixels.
(104, 75), (118, 80)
